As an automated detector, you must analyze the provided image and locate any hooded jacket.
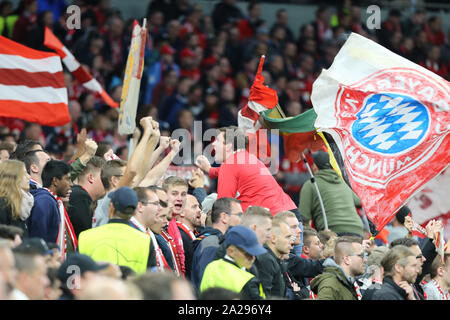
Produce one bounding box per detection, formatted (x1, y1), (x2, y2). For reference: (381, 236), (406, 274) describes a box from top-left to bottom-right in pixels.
(299, 168), (363, 236)
(190, 227), (225, 291)
(310, 258), (358, 300)
(27, 188), (60, 243)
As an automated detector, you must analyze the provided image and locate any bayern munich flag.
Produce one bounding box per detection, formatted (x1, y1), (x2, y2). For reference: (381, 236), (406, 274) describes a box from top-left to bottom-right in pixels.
(311, 33), (449, 233)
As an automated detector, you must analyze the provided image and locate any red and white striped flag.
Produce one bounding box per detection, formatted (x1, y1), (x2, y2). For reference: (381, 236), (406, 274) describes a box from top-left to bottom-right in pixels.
(44, 27), (119, 109)
(0, 35), (70, 126)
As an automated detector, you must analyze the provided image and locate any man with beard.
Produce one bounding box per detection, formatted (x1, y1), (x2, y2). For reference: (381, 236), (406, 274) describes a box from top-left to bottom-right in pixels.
(389, 219), (443, 300)
(254, 220), (294, 299)
(310, 236), (367, 300)
(177, 194), (203, 280)
(371, 245), (419, 300)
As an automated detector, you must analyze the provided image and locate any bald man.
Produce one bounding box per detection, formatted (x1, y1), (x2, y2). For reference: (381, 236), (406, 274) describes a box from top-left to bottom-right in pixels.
(177, 194), (203, 280)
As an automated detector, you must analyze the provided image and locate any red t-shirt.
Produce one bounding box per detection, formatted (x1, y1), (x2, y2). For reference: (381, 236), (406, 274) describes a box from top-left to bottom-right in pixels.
(209, 150), (296, 215)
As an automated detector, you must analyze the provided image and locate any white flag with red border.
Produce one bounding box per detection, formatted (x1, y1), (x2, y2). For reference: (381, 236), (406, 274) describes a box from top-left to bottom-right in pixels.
(118, 19), (147, 135)
(311, 33), (450, 233)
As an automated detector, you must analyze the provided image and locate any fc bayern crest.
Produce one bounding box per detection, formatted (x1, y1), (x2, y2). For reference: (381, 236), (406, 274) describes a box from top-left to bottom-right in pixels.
(352, 92), (430, 155)
(335, 68), (449, 188)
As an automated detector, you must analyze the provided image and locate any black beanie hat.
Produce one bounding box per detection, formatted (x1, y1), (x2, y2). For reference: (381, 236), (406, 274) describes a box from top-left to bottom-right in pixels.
(312, 151), (332, 169)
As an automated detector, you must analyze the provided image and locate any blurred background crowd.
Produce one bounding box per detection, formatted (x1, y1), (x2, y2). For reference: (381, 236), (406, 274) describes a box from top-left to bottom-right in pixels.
(0, 0), (449, 199)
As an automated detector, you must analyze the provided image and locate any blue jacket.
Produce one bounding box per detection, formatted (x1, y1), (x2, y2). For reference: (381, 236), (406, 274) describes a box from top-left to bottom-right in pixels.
(27, 188), (60, 244)
(190, 227), (225, 292)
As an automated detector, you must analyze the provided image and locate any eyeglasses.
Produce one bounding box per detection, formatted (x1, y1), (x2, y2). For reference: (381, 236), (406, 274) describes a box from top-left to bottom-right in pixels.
(230, 212), (243, 218)
(141, 201), (160, 207)
(349, 252), (365, 259)
(159, 200), (168, 208)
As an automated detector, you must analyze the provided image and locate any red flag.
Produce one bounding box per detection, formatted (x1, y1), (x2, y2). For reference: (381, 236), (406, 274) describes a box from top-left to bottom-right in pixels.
(44, 27), (118, 108)
(0, 35), (70, 126)
(238, 55), (279, 160)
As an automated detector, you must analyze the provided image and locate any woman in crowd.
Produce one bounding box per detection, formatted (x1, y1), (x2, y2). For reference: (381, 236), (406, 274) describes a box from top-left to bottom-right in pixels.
(0, 159), (34, 235)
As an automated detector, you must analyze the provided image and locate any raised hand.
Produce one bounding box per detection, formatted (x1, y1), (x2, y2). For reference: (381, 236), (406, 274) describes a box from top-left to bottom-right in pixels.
(398, 281), (416, 300)
(189, 168), (205, 189)
(170, 139), (181, 154)
(84, 138), (98, 157)
(159, 136), (170, 150)
(140, 116), (153, 134)
(404, 215), (414, 233)
(195, 155), (211, 173)
(76, 128), (87, 146)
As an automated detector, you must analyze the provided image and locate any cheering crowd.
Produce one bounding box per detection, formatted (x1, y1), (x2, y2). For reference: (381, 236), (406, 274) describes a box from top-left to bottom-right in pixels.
(0, 0), (449, 300)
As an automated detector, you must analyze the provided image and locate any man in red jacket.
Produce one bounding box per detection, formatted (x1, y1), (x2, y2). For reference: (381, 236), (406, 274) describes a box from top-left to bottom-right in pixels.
(196, 126), (296, 216)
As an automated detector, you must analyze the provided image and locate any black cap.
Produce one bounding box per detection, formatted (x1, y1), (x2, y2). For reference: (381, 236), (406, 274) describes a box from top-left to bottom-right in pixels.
(108, 186), (138, 212)
(57, 253), (109, 283)
(312, 150), (332, 170)
(14, 238), (51, 255)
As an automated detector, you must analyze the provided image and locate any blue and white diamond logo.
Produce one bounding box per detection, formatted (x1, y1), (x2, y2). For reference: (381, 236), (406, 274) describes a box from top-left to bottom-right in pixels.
(352, 93), (430, 155)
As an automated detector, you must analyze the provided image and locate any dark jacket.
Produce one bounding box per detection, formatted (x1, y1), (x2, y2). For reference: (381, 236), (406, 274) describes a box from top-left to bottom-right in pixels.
(191, 227), (225, 291)
(68, 185), (93, 238)
(414, 237), (437, 300)
(154, 233), (175, 270)
(310, 258), (358, 300)
(287, 253), (325, 283)
(27, 189), (60, 242)
(179, 227), (194, 280)
(0, 198), (28, 236)
(370, 276), (409, 300)
(253, 244), (286, 299)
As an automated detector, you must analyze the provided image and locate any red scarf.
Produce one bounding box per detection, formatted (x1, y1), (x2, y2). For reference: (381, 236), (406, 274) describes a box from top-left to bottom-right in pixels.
(161, 229), (183, 277)
(129, 217), (170, 272)
(44, 188), (78, 259)
(176, 220), (198, 240)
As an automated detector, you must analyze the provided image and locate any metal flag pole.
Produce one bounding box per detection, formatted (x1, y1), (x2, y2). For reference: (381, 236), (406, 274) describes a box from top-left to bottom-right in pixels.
(302, 151), (329, 230)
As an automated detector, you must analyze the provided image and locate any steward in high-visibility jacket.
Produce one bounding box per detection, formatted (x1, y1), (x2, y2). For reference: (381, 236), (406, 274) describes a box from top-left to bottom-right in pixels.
(78, 187), (157, 274)
(199, 225), (267, 299)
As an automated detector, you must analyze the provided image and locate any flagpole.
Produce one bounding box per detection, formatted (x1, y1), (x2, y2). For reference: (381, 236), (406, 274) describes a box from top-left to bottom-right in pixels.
(270, 101), (329, 230)
(302, 151), (329, 230)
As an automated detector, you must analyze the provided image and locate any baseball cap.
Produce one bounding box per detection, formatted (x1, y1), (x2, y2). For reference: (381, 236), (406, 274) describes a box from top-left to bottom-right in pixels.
(312, 150), (331, 169)
(225, 226), (267, 256)
(160, 44), (175, 56)
(108, 186), (138, 212)
(14, 238), (51, 255)
(57, 253), (108, 283)
(179, 47), (196, 59)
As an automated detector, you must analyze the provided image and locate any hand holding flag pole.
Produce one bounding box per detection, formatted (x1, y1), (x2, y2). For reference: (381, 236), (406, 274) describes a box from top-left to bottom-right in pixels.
(301, 150), (329, 230)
